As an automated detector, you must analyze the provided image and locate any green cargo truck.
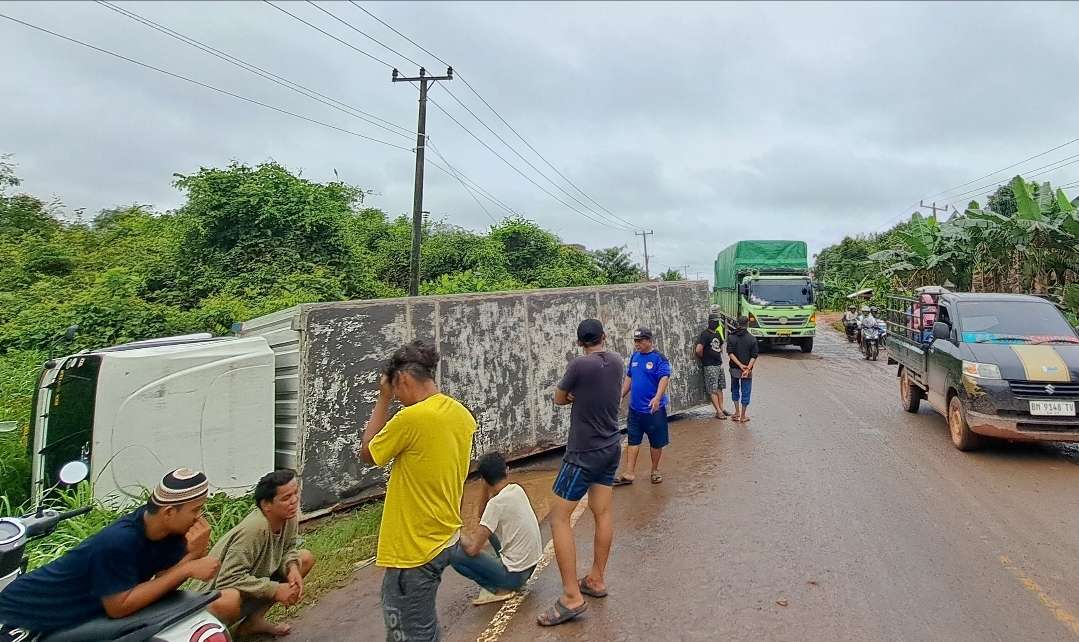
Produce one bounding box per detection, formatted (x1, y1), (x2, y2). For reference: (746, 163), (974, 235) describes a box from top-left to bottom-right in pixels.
(713, 240), (818, 353)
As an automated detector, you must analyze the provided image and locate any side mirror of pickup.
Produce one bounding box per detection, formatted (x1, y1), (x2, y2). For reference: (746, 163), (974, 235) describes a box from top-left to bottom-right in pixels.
(932, 321), (951, 341)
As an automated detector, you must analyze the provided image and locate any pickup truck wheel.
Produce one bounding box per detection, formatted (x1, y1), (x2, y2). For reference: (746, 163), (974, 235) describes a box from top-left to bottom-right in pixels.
(900, 370), (922, 413)
(800, 338), (814, 353)
(948, 395), (983, 451)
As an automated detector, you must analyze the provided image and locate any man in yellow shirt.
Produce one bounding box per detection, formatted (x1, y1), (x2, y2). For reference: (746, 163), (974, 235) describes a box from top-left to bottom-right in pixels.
(360, 340), (476, 642)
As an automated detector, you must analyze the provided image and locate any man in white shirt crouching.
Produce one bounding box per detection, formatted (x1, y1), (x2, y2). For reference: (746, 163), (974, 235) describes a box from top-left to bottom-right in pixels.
(451, 452), (543, 605)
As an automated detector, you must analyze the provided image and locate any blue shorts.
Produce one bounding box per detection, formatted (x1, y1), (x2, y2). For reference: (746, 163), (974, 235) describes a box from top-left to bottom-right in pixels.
(731, 376), (753, 406)
(552, 447), (620, 502)
(627, 408), (670, 448)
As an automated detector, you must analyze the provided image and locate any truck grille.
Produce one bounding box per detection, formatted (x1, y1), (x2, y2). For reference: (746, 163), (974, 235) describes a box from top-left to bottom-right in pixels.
(1008, 381), (1079, 398)
(755, 315), (810, 327)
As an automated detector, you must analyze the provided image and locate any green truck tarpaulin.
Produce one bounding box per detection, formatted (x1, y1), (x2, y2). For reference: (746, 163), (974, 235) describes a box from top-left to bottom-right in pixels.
(713, 240), (808, 291)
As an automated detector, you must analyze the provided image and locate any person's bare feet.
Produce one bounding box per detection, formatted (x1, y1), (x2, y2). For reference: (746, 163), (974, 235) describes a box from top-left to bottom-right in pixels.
(238, 615), (291, 637)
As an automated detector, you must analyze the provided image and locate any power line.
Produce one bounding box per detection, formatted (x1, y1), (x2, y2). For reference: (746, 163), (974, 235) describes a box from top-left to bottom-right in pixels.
(306, 1), (423, 69)
(426, 139), (519, 218)
(947, 153), (1079, 204)
(262, 1), (396, 69)
(924, 137), (1079, 201)
(435, 85), (634, 231)
(95, 1), (415, 140)
(349, 2), (639, 230)
(0, 11), (414, 152)
(425, 96), (633, 231)
(424, 154), (497, 224)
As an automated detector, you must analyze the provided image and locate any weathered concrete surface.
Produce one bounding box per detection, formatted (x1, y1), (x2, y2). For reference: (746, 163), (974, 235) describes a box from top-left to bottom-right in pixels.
(278, 281), (709, 513)
(284, 325), (1079, 641)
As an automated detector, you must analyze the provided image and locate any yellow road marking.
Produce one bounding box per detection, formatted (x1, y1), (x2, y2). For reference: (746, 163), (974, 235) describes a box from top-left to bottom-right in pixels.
(1000, 555), (1079, 637)
(476, 496), (590, 642)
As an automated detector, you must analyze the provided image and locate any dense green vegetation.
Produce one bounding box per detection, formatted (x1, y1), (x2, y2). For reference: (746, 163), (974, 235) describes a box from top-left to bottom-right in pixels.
(0, 154), (643, 510)
(814, 176), (1079, 322)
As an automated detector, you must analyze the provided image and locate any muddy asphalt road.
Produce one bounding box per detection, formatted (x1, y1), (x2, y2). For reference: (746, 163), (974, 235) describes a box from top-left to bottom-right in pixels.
(286, 325), (1079, 641)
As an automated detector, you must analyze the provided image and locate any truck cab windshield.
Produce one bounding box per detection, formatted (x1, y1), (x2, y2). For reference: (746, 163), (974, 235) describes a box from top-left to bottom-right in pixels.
(959, 301), (1078, 343)
(748, 279), (813, 306)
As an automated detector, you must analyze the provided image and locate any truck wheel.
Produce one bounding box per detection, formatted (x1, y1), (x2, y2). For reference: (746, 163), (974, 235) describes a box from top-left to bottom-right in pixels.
(800, 338), (814, 353)
(900, 370), (922, 413)
(948, 395), (983, 451)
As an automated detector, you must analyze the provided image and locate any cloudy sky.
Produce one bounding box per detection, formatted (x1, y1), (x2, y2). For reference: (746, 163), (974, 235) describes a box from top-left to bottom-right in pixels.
(4, 1), (1079, 281)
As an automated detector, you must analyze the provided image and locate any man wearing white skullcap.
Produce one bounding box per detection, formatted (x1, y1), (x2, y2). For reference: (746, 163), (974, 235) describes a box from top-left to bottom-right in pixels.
(0, 468), (221, 638)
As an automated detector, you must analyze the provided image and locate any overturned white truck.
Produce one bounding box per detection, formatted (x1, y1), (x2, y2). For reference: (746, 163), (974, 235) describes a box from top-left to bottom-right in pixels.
(29, 281), (710, 515)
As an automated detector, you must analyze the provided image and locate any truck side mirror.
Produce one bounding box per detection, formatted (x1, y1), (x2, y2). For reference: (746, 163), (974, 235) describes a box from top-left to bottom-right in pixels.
(932, 321), (951, 341)
(739, 284), (749, 296)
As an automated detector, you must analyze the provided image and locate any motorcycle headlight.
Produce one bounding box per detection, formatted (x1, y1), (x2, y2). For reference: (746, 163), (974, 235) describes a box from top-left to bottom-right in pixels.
(962, 361), (1001, 380)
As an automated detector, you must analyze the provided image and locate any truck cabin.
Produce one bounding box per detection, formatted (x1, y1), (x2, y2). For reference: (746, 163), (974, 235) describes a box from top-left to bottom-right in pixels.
(928, 293), (1078, 346)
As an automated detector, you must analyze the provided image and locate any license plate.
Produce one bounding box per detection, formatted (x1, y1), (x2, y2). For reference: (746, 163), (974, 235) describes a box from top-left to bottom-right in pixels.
(776, 330), (791, 336)
(1030, 400), (1076, 416)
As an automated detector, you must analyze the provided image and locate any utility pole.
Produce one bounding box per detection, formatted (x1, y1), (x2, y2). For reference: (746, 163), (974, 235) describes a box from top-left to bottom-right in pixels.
(918, 200), (949, 220)
(635, 230), (654, 281)
(394, 66), (453, 296)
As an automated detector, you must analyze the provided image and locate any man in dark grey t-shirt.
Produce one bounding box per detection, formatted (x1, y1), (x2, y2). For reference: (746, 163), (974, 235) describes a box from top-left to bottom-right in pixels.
(537, 319), (623, 627)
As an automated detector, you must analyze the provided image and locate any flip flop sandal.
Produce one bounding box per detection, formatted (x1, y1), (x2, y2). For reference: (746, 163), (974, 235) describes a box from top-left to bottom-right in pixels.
(651, 472), (663, 484)
(579, 577), (608, 598)
(613, 476), (634, 486)
(537, 599), (588, 626)
(716, 414), (729, 420)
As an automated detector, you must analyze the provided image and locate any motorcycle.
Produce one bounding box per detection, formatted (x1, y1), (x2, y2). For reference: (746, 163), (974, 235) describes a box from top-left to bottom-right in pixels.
(861, 325), (882, 361)
(0, 460), (230, 642)
(843, 318), (858, 343)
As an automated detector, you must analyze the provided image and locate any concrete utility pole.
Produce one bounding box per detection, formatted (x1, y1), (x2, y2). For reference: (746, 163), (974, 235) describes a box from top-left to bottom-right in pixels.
(635, 230), (654, 281)
(394, 66), (453, 296)
(918, 200), (949, 219)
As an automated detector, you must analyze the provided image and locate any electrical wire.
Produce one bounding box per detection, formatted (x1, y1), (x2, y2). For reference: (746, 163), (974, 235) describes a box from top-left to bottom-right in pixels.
(424, 154), (498, 224)
(923, 137), (1079, 201)
(95, 1), (415, 139)
(946, 153), (1079, 204)
(0, 11), (415, 152)
(349, 1), (640, 230)
(262, 0), (396, 69)
(306, 1), (424, 69)
(426, 139), (520, 218)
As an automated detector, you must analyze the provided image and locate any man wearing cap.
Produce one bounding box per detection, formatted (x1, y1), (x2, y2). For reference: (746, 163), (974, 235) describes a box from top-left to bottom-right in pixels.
(616, 328), (672, 485)
(0, 469), (220, 639)
(538, 319), (623, 627)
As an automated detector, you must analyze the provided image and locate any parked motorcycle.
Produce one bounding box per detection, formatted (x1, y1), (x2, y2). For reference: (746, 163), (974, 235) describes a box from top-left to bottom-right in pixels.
(861, 324), (882, 361)
(0, 461), (230, 642)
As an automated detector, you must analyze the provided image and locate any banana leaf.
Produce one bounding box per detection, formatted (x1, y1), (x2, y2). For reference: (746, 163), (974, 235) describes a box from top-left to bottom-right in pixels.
(1012, 176), (1044, 222)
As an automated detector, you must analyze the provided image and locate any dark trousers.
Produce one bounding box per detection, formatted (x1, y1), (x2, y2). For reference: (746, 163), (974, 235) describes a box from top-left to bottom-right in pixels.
(381, 546), (453, 642)
(449, 535), (535, 593)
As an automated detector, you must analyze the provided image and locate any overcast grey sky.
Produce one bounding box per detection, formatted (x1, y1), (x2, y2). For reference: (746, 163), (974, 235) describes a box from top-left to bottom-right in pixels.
(4, 1), (1079, 279)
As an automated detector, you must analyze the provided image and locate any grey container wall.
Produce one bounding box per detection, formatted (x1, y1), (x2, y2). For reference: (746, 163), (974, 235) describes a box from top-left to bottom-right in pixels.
(240, 280), (710, 515)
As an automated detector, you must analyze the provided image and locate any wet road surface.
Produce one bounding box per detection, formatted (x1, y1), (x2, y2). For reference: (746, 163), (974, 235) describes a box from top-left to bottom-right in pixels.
(287, 325), (1079, 641)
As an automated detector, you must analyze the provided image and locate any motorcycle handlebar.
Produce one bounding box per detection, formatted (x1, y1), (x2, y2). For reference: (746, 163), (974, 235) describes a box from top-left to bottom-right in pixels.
(24, 506), (93, 538)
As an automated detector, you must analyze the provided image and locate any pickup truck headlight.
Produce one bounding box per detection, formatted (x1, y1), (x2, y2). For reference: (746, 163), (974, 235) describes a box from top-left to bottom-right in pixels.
(962, 361), (1001, 380)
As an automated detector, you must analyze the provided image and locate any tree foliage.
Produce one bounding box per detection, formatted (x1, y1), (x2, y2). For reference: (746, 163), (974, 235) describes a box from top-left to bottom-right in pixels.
(0, 157), (647, 506)
(814, 176), (1079, 319)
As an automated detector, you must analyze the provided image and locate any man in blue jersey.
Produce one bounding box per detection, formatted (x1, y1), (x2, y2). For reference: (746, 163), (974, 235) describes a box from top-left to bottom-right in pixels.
(615, 327), (672, 485)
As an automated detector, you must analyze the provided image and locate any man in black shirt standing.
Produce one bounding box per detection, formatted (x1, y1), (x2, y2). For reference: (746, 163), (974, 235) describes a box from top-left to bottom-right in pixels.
(696, 313), (732, 420)
(727, 316), (760, 424)
(538, 319), (623, 627)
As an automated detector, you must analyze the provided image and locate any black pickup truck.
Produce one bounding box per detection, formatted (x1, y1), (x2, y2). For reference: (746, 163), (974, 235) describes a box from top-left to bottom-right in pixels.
(885, 292), (1079, 450)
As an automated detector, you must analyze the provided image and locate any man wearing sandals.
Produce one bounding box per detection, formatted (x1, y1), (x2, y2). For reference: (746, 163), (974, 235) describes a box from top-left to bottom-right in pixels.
(696, 313), (732, 420)
(727, 316), (760, 423)
(541, 319), (624, 626)
(615, 328), (672, 485)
